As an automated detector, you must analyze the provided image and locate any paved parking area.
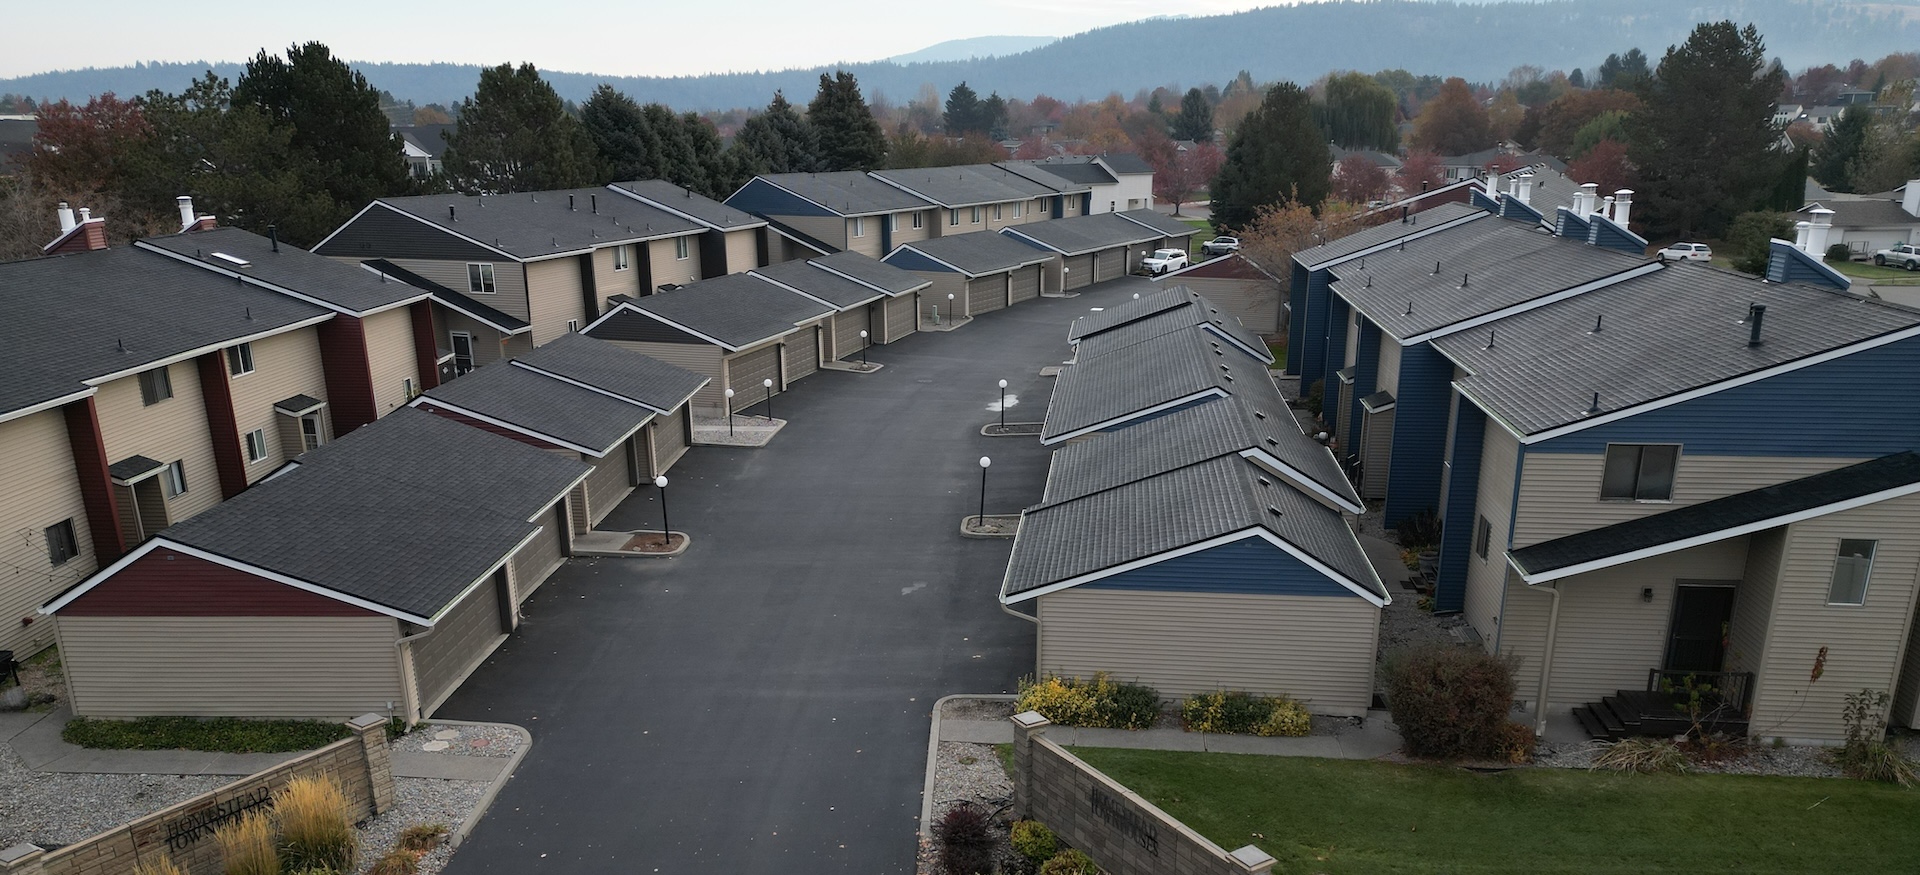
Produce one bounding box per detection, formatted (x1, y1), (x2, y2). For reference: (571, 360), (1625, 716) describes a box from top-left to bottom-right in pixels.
(438, 278), (1157, 874)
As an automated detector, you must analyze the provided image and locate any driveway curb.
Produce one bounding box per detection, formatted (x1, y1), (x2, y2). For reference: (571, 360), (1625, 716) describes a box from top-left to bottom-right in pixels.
(921, 693), (1019, 839)
(425, 718), (534, 849)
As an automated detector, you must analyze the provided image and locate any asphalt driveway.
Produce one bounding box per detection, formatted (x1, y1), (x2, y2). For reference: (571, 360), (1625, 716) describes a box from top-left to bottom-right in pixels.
(437, 277), (1159, 874)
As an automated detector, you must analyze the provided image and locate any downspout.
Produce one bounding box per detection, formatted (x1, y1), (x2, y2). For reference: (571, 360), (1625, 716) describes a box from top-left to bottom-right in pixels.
(1524, 581), (1562, 737)
(395, 622), (436, 724)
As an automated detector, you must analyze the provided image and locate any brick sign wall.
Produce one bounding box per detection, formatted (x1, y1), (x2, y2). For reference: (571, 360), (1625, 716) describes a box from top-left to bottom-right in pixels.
(2, 713), (394, 875)
(1009, 712), (1274, 875)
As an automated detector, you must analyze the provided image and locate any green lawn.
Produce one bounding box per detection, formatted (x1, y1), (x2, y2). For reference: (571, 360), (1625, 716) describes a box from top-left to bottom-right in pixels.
(1071, 747), (1920, 874)
(1827, 258), (1920, 285)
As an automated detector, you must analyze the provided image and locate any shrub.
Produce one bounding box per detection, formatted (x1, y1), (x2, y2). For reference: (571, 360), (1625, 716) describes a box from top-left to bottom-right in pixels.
(369, 849), (420, 875)
(933, 802), (995, 875)
(1591, 737), (1689, 774)
(1826, 243), (1853, 262)
(215, 810), (278, 875)
(63, 716), (349, 753)
(1258, 699), (1312, 737)
(1837, 688), (1918, 786)
(1181, 691), (1310, 737)
(1017, 674), (1160, 730)
(1496, 721), (1536, 764)
(1304, 380), (1324, 417)
(1383, 643), (1517, 759)
(1040, 848), (1099, 875)
(1725, 210), (1793, 274)
(1394, 508), (1442, 551)
(397, 824), (447, 853)
(277, 775), (357, 873)
(1009, 820), (1057, 863)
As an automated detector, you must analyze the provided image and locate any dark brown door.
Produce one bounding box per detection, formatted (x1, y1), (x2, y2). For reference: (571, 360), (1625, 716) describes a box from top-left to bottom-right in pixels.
(1665, 584), (1737, 672)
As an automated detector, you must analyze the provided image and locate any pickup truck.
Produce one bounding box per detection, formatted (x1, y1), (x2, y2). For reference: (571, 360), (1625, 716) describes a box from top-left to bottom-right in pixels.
(1201, 236), (1241, 255)
(1141, 248), (1190, 274)
(1875, 244), (1920, 271)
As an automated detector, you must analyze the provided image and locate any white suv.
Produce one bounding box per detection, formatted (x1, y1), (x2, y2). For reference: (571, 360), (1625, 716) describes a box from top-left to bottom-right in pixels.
(1657, 242), (1712, 263)
(1141, 248), (1190, 274)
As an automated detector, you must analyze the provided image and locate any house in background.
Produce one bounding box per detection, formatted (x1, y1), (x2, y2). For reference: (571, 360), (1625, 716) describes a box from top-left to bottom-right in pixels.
(395, 124), (454, 179)
(1800, 182), (1920, 256)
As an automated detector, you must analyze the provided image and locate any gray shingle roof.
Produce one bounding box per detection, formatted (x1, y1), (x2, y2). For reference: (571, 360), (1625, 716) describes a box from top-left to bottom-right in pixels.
(754, 171), (933, 216)
(1522, 166), (1582, 215)
(369, 189), (703, 260)
(1293, 202), (1488, 269)
(1002, 213), (1161, 255)
(871, 165), (1044, 207)
(751, 259), (885, 309)
(139, 228), (427, 315)
(108, 455), (164, 482)
(1116, 209), (1201, 237)
(511, 332), (708, 413)
(1333, 218), (1648, 340)
(1068, 286), (1271, 362)
(890, 233), (1056, 276)
(1002, 455), (1381, 600)
(808, 250), (930, 295)
(596, 273), (831, 349)
(360, 260), (531, 333)
(1098, 153), (1154, 175)
(160, 408), (586, 620)
(419, 359), (652, 453)
(610, 179), (769, 230)
(1012, 156), (1119, 186)
(1802, 199), (1919, 229)
(0, 246), (330, 418)
(993, 162), (1095, 193)
(1432, 262), (1920, 436)
(1043, 325), (1252, 441)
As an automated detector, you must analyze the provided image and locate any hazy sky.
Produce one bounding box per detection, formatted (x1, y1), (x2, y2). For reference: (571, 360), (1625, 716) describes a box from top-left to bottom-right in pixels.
(3, 0), (1271, 79)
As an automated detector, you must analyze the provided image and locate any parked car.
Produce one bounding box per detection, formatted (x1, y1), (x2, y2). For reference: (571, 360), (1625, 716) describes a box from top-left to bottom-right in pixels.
(1657, 242), (1712, 263)
(1202, 236), (1241, 255)
(1874, 244), (1920, 271)
(1141, 248), (1190, 274)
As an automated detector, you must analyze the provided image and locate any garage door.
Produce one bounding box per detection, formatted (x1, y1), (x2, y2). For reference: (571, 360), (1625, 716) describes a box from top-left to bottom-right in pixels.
(966, 275), (1006, 315)
(728, 345), (781, 411)
(411, 578), (509, 715)
(651, 406), (688, 473)
(783, 324), (821, 384)
(1008, 265), (1040, 304)
(885, 295), (917, 342)
(832, 309), (869, 360)
(1096, 248), (1126, 282)
(1062, 254), (1093, 290)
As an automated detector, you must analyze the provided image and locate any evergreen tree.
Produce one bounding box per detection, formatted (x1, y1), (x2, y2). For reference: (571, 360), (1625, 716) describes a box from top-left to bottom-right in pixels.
(1319, 72), (1398, 151)
(733, 91), (820, 174)
(1597, 48), (1651, 90)
(980, 93), (1009, 140)
(1209, 82), (1329, 232)
(943, 81), (983, 134)
(1568, 68), (1587, 89)
(808, 71), (887, 171)
(1626, 22), (1786, 239)
(1812, 106), (1872, 192)
(443, 63), (597, 193)
(1768, 145), (1811, 211)
(1173, 88), (1215, 142)
(639, 103), (707, 192)
(580, 85), (656, 184)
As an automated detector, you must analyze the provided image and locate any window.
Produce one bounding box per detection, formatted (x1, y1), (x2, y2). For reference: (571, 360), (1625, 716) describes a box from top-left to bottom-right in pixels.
(992, 204), (1002, 221)
(300, 415), (324, 452)
(912, 211), (925, 230)
(970, 206), (982, 224)
(613, 245), (630, 271)
(403, 377), (417, 399)
(949, 209), (961, 227)
(467, 263), (496, 295)
(245, 428), (268, 463)
(225, 343), (254, 376)
(1601, 444), (1680, 501)
(138, 367), (173, 406)
(674, 236), (690, 260)
(889, 214), (899, 232)
(45, 519), (77, 566)
(851, 216), (865, 238)
(1828, 539), (1877, 605)
(164, 460), (187, 498)
(1012, 202), (1022, 219)
(1474, 515), (1492, 560)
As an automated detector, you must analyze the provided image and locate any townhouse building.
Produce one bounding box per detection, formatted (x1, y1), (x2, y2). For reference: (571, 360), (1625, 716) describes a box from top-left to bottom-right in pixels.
(724, 171), (940, 260)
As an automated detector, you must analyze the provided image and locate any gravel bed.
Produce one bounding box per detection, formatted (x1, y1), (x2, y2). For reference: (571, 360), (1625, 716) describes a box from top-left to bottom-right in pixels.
(1535, 737), (1846, 778)
(391, 723), (524, 758)
(350, 776), (487, 875)
(0, 741), (230, 847)
(919, 742), (1016, 875)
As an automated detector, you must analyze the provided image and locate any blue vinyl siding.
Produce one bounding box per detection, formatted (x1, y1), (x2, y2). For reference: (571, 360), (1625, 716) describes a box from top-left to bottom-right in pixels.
(1765, 241), (1850, 289)
(1300, 269), (1333, 390)
(1081, 536), (1359, 598)
(1323, 297), (1350, 432)
(1435, 401), (1485, 613)
(881, 248), (958, 273)
(1347, 318), (1381, 455)
(1587, 215), (1645, 254)
(1555, 209), (1590, 240)
(1470, 189), (1501, 211)
(1531, 333), (1920, 456)
(1497, 196), (1543, 225)
(1287, 262), (1309, 374)
(1385, 342), (1454, 525)
(723, 178), (838, 218)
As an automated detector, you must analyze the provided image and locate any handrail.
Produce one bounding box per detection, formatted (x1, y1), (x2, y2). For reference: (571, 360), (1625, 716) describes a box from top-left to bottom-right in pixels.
(1647, 669), (1755, 716)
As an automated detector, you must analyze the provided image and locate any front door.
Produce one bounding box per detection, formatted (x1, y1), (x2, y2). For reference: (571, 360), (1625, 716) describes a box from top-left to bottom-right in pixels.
(1665, 583), (1738, 672)
(450, 332), (476, 375)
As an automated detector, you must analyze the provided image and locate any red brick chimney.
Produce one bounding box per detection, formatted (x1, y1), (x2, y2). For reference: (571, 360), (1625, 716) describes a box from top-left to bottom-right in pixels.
(177, 195), (217, 232)
(43, 204), (109, 255)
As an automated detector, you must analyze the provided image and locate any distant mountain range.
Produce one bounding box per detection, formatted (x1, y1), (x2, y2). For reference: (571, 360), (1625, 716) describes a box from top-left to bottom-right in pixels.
(887, 36), (1058, 65)
(4, 0), (1917, 111)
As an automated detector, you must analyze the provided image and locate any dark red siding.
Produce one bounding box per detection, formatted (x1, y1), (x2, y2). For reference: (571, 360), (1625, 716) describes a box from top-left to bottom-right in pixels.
(60, 550), (377, 617)
(409, 301), (441, 391)
(196, 352), (250, 499)
(414, 403), (561, 451)
(62, 397), (126, 564)
(317, 315), (379, 433)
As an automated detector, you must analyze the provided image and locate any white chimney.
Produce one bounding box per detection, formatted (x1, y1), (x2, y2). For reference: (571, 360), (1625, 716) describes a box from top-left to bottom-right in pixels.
(1794, 221), (1812, 252)
(1612, 189), (1633, 227)
(1904, 179), (1919, 218)
(1485, 169), (1502, 198)
(1515, 174), (1534, 206)
(56, 202), (75, 233)
(176, 196), (195, 232)
(1601, 195), (1615, 220)
(78, 207), (92, 223)
(1578, 183), (1600, 216)
(1806, 207), (1835, 256)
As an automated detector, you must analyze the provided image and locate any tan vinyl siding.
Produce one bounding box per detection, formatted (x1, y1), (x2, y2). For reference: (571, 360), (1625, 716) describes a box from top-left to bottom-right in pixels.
(890, 212), (932, 246)
(226, 328), (329, 481)
(832, 309), (871, 360)
(986, 203), (1022, 231)
(845, 218), (883, 257)
(1375, 334), (1403, 396)
(1464, 426), (1520, 644)
(1731, 527), (1786, 678)
(1336, 312), (1363, 452)
(582, 449), (634, 527)
(1897, 597), (1920, 727)
(509, 505), (568, 600)
(783, 324), (822, 383)
(435, 304), (510, 370)
(525, 259), (588, 346)
(647, 236), (704, 289)
(723, 229), (760, 273)
(650, 408), (689, 472)
(769, 215), (846, 251)
(363, 308), (422, 418)
(1513, 455), (1860, 546)
(919, 273), (967, 323)
(59, 615), (403, 719)
(381, 257), (529, 322)
(94, 364), (221, 524)
(1750, 492), (1920, 741)
(600, 341), (725, 412)
(0, 411), (93, 656)
(409, 582), (507, 716)
(1037, 588), (1379, 716)
(596, 245), (645, 302)
(884, 294), (918, 342)
(728, 344), (783, 408)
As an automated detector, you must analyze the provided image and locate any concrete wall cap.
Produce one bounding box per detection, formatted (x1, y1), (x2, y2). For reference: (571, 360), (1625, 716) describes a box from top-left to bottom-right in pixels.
(1011, 711), (1052, 729)
(348, 712), (388, 731)
(1230, 844), (1278, 870)
(0, 844), (45, 865)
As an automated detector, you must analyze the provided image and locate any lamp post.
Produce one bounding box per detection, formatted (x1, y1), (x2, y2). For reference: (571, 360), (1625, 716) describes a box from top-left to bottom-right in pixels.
(977, 456), (991, 527)
(654, 475), (670, 547)
(997, 379), (1008, 429)
(724, 388), (735, 436)
(948, 292), (955, 323)
(859, 330), (868, 367)
(762, 377), (774, 420)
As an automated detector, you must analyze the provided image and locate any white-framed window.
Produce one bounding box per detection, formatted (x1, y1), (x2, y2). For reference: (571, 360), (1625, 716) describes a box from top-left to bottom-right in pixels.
(949, 209), (961, 226)
(613, 245), (630, 271)
(300, 414), (325, 452)
(467, 263), (496, 295)
(1474, 515), (1492, 560)
(674, 237), (690, 260)
(970, 207), (982, 224)
(890, 214), (900, 232)
(164, 460), (188, 498)
(226, 343), (255, 376)
(404, 377), (417, 399)
(45, 519), (78, 566)
(245, 428), (268, 463)
(912, 211), (925, 229)
(1012, 202), (1023, 219)
(1828, 539), (1877, 605)
(1601, 444), (1680, 501)
(992, 204), (1002, 221)
(852, 216), (865, 238)
(139, 367), (173, 406)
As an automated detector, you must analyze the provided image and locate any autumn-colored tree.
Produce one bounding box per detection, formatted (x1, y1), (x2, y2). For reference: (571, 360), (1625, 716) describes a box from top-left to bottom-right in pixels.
(1152, 142), (1224, 215)
(412, 105), (454, 125)
(1529, 89), (1640, 159)
(1410, 78), (1493, 155)
(1394, 150), (1446, 196)
(1236, 198), (1370, 275)
(1331, 154), (1391, 204)
(1011, 135), (1051, 160)
(26, 93), (150, 194)
(1487, 91), (1524, 144)
(1565, 139), (1635, 202)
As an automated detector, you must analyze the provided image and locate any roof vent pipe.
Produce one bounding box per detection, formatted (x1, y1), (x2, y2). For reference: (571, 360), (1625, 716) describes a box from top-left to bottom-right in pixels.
(1590, 313), (1603, 333)
(1585, 392), (1601, 415)
(1401, 205), (1410, 224)
(78, 207), (91, 223)
(268, 225), (279, 252)
(1433, 260), (1441, 275)
(569, 195), (576, 211)
(591, 194), (598, 214)
(1748, 304), (1767, 347)
(1462, 272), (1470, 288)
(176, 196), (195, 231)
(1578, 183), (1599, 216)
(56, 202), (75, 233)
(1482, 329), (1495, 350)
(449, 205), (456, 221)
